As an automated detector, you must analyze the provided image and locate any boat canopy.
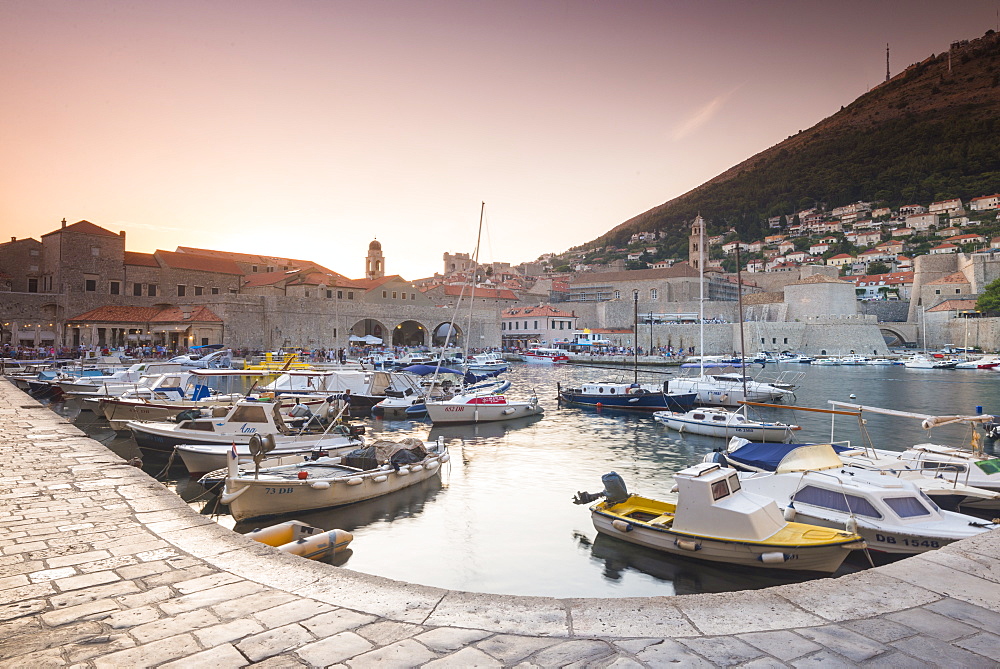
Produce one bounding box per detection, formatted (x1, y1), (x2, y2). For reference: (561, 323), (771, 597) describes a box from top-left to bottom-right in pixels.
(727, 441), (853, 472)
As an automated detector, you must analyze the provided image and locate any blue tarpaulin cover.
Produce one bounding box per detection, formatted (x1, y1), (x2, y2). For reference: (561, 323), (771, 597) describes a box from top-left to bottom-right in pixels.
(728, 442), (853, 471)
(401, 364), (464, 376)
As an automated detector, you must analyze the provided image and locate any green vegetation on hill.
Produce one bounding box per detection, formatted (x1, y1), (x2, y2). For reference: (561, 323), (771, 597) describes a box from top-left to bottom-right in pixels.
(589, 31), (1000, 251)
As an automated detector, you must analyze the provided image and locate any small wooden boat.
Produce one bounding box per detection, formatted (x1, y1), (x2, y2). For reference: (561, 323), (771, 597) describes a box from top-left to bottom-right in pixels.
(573, 465), (865, 572)
(653, 407), (800, 442)
(247, 520), (353, 560)
(221, 437), (449, 521)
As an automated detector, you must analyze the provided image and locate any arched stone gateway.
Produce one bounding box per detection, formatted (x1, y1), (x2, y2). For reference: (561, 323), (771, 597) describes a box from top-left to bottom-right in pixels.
(350, 319), (388, 342)
(433, 322), (462, 348)
(880, 326), (908, 347)
(391, 320), (427, 346)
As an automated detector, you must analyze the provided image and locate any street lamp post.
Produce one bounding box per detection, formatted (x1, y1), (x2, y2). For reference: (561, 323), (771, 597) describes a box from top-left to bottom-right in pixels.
(633, 290), (639, 384)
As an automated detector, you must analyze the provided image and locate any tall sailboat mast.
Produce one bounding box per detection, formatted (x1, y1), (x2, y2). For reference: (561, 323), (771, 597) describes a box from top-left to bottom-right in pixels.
(464, 201), (485, 359)
(698, 216), (705, 377)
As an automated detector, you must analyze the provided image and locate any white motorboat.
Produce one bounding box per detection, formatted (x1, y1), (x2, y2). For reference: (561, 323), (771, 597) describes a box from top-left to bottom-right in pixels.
(711, 444), (997, 554)
(865, 358), (895, 366)
(956, 356), (1000, 369)
(809, 358), (841, 366)
(521, 347), (570, 364)
(464, 353), (509, 374)
(425, 389), (543, 424)
(572, 466), (864, 573)
(175, 424), (364, 477)
(838, 355), (870, 365)
(903, 355), (955, 369)
(653, 408), (801, 442)
(667, 372), (794, 407)
(717, 438), (1000, 511)
(220, 437), (449, 521)
(127, 397), (347, 453)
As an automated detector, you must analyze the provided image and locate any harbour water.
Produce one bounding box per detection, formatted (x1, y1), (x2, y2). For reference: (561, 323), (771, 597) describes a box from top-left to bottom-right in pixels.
(57, 361), (1000, 599)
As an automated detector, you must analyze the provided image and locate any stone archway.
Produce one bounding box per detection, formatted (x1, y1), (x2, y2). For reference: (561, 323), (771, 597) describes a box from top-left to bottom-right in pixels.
(391, 320), (427, 347)
(350, 319), (388, 342)
(879, 326), (907, 347)
(433, 322), (462, 348)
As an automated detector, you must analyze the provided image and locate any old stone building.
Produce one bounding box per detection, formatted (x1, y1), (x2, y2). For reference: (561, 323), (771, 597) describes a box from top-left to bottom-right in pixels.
(0, 221), (501, 351)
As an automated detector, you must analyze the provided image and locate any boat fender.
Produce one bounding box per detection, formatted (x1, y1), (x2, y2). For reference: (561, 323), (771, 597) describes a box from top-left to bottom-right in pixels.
(309, 481), (330, 490)
(758, 552), (789, 564)
(219, 486), (249, 505)
(440, 453), (451, 463)
(670, 484), (679, 493)
(610, 519), (633, 533)
(346, 477), (363, 486)
(425, 460), (439, 471)
(845, 517), (858, 534)
(297, 471), (309, 480)
(782, 506), (796, 521)
(410, 464), (423, 472)
(372, 475), (388, 483)
(502, 408), (516, 415)
(675, 539), (700, 552)
(397, 467), (410, 476)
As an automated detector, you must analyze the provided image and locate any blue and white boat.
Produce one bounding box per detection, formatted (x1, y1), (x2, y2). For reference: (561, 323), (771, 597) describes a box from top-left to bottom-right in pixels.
(653, 407), (800, 442)
(558, 381), (696, 412)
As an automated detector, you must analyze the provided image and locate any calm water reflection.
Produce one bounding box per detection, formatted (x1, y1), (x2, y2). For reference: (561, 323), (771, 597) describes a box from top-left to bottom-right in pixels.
(57, 361), (1000, 597)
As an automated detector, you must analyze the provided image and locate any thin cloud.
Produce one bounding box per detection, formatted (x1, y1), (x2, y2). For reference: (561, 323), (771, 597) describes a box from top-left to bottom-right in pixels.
(670, 87), (740, 141)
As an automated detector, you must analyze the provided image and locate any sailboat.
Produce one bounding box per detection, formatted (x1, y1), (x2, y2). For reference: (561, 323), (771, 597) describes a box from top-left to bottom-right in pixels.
(667, 217), (794, 407)
(654, 228), (799, 438)
(425, 203), (543, 425)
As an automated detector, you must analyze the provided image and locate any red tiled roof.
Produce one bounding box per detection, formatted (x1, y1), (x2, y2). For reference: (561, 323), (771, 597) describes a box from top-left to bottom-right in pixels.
(926, 272), (970, 285)
(124, 251), (158, 267)
(66, 305), (222, 323)
(154, 250), (243, 275)
(41, 220), (121, 238)
(442, 285), (518, 300)
(502, 305), (575, 318)
(352, 275), (406, 290)
(927, 299), (977, 313)
(175, 246), (337, 275)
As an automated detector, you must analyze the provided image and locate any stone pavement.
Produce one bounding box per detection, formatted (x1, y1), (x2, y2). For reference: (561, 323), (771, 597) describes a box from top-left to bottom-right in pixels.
(1, 379), (999, 668)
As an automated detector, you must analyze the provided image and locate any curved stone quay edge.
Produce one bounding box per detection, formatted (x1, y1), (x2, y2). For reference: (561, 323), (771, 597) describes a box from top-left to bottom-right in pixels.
(2, 379), (999, 667)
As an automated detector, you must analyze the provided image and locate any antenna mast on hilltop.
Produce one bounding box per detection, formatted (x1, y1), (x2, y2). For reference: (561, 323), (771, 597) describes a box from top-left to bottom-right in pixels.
(885, 43), (890, 82)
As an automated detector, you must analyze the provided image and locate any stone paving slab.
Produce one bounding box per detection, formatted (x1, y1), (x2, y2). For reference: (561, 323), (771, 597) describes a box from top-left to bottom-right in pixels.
(2, 379), (1000, 667)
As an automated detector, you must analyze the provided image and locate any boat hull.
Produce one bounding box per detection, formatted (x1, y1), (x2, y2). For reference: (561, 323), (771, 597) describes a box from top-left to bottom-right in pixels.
(592, 510), (854, 573)
(558, 391), (696, 412)
(654, 413), (795, 442)
(224, 454), (448, 521)
(425, 400), (543, 424)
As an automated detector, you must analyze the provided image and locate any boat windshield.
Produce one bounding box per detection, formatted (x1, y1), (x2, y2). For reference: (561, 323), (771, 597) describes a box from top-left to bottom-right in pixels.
(793, 485), (883, 519)
(883, 496), (932, 519)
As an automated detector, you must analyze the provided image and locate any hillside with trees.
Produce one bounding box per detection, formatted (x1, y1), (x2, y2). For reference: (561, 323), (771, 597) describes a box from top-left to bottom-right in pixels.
(587, 31), (1000, 252)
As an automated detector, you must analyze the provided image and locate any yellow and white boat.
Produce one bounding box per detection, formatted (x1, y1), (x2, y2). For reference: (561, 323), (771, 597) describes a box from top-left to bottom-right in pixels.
(574, 463), (865, 573)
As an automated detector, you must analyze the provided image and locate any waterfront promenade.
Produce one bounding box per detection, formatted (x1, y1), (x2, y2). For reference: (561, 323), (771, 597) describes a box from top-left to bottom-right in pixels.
(1, 379), (999, 667)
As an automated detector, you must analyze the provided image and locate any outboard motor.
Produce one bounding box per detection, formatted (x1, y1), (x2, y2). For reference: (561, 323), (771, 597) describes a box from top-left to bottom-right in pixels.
(573, 471), (630, 506)
(602, 471), (629, 505)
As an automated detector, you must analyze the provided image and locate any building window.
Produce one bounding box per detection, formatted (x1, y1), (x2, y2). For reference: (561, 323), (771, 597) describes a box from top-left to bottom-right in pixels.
(29, 249), (39, 256)
(337, 290), (343, 299)
(110, 281), (120, 295)
(266, 266), (274, 272)
(515, 322), (519, 330)
(411, 294), (416, 300)
(348, 292), (354, 300)
(784, 338), (788, 344)
(382, 291), (387, 298)
(177, 285), (186, 297)
(149, 284), (157, 297)
(212, 287), (219, 295)
(91, 247), (100, 257)
(934, 289), (940, 295)
(85, 279), (96, 292)
(614, 291), (621, 299)
(956, 289), (961, 294)
(326, 290), (332, 298)
(133, 283), (142, 296)
(392, 291), (397, 299)
(401, 292), (407, 299)
(27, 278), (38, 293)
(305, 290), (310, 297)
(252, 265), (258, 273)
(650, 288), (658, 300)
(229, 289), (237, 294)
(194, 286), (203, 296)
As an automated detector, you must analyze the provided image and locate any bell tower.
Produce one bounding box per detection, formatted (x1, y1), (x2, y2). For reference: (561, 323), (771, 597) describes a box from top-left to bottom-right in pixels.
(689, 216), (706, 270)
(366, 239), (384, 280)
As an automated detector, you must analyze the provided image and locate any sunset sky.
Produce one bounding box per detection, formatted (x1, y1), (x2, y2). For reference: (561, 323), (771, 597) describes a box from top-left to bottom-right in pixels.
(2, 1), (997, 280)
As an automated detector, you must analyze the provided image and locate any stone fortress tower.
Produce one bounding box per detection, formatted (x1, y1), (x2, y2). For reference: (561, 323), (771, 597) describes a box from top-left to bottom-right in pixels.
(365, 239), (384, 280)
(688, 215), (706, 271)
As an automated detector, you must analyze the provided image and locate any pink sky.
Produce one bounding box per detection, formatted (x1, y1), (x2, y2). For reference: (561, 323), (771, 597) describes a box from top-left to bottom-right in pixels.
(1, 1), (996, 280)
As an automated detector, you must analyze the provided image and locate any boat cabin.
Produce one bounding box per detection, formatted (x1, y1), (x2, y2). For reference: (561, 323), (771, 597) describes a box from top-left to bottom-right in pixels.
(578, 382), (667, 396)
(671, 462), (785, 541)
